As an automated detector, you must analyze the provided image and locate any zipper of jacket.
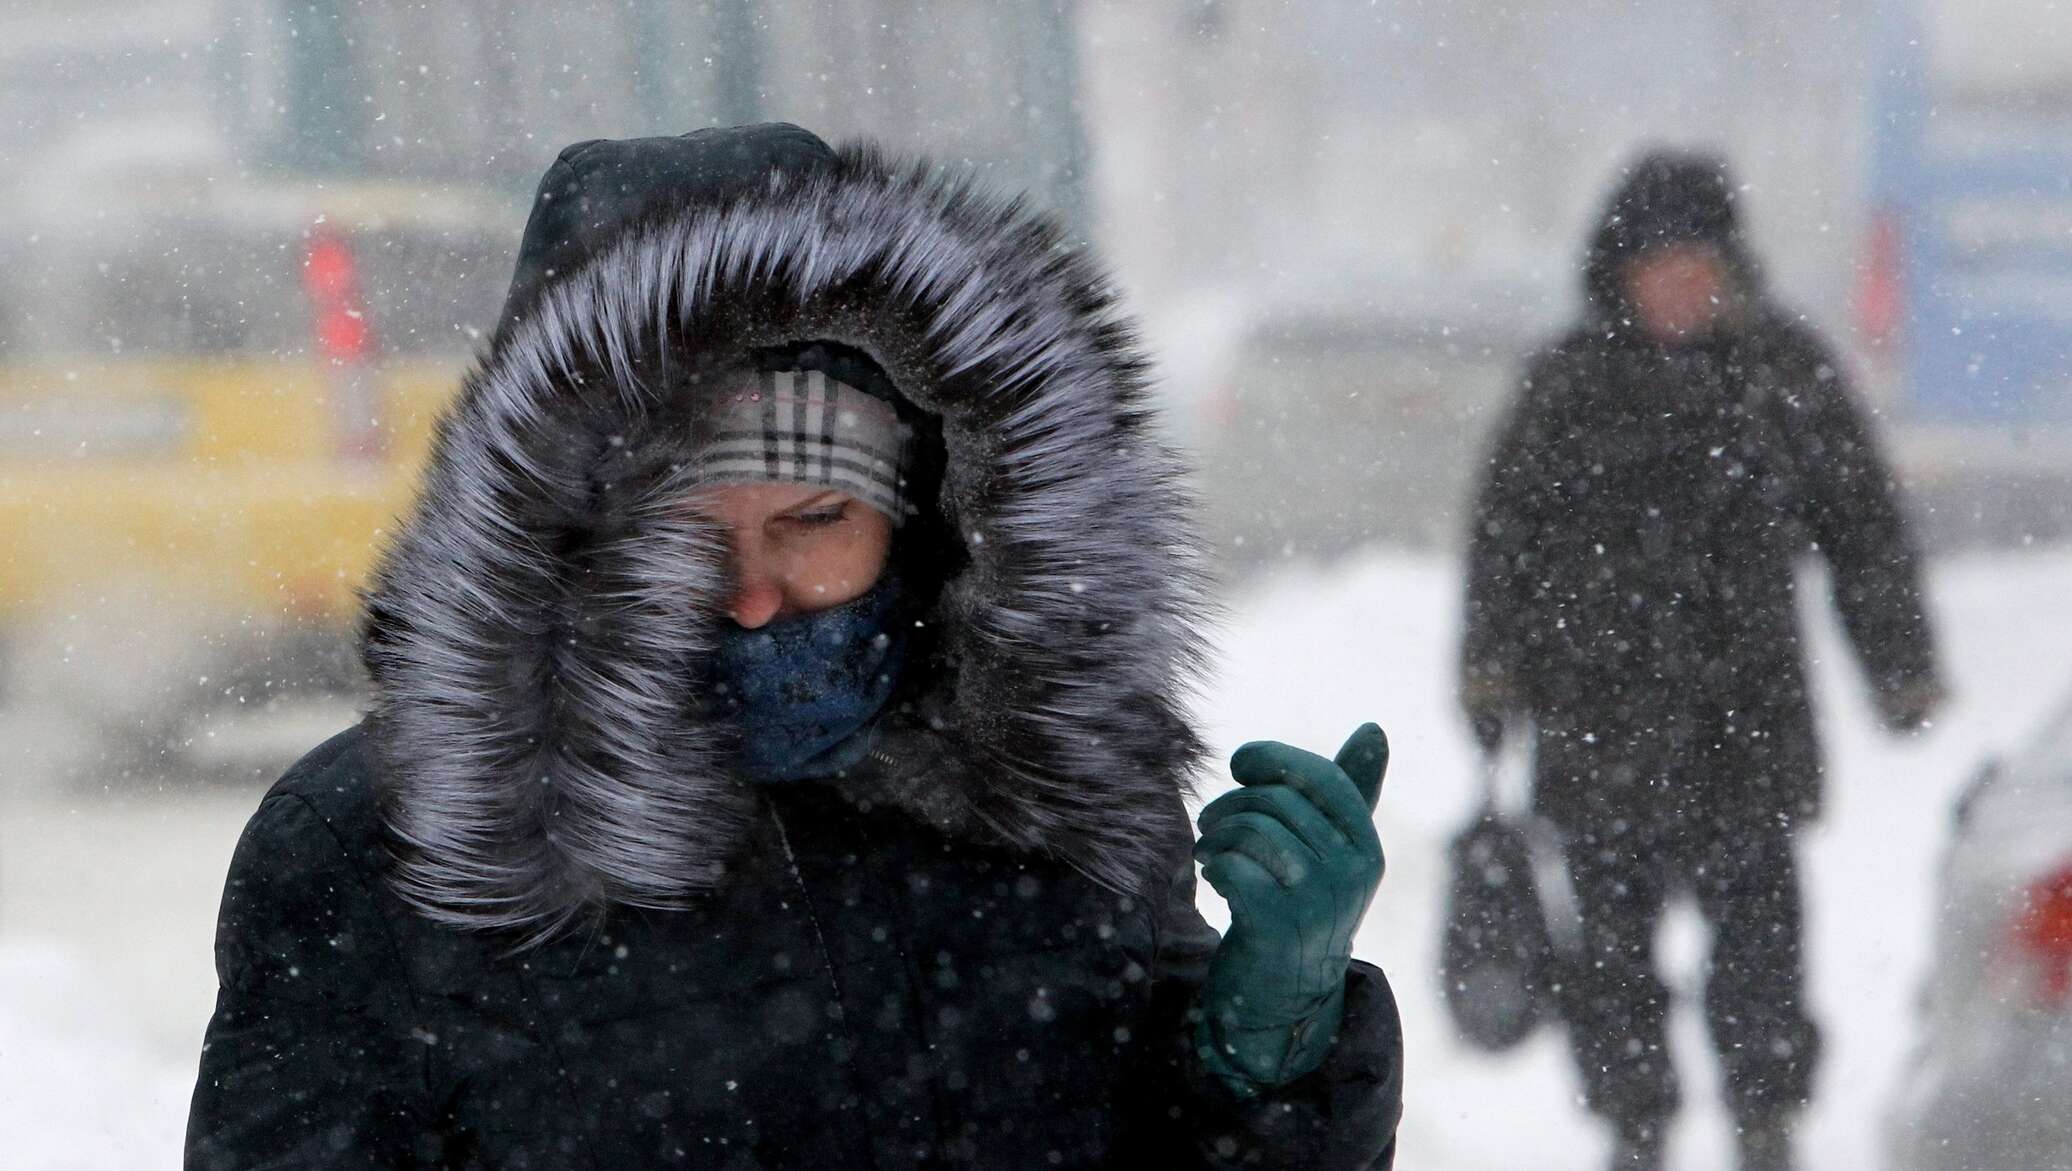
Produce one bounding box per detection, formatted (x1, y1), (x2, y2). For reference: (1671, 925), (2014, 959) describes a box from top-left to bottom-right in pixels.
(769, 802), (882, 1164)
(771, 803), (841, 994)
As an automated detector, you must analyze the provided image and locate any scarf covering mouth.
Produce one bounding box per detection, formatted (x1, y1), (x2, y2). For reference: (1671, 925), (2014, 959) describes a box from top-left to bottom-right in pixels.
(709, 573), (909, 783)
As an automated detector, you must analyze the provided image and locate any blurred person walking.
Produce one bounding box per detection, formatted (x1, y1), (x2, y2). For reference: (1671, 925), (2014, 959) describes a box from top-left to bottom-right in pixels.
(185, 124), (1403, 1169)
(1459, 150), (1943, 1171)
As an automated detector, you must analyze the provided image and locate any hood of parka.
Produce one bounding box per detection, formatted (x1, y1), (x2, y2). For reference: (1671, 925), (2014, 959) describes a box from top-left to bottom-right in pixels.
(1582, 147), (1767, 334)
(357, 138), (1214, 943)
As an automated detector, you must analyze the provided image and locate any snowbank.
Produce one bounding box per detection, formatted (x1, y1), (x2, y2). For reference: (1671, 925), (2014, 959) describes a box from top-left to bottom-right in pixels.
(0, 942), (194, 1171)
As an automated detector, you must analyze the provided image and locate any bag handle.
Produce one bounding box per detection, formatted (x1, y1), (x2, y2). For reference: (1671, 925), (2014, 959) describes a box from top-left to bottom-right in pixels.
(1477, 751), (1503, 813)
(1477, 719), (1534, 816)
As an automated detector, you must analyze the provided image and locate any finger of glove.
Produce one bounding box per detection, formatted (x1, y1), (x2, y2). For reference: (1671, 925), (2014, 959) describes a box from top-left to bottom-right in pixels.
(1194, 812), (1312, 888)
(1333, 723), (1390, 811)
(1228, 740), (1377, 852)
(1199, 785), (1349, 860)
(1199, 847), (1284, 915)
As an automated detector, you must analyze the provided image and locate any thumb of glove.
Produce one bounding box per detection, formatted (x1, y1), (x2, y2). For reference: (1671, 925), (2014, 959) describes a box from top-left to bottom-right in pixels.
(1333, 723), (1390, 813)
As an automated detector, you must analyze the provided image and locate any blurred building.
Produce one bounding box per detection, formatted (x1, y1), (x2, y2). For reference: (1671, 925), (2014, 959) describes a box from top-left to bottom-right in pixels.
(0, 1), (1089, 219)
(1, 0), (2065, 562)
(0, 0), (1884, 332)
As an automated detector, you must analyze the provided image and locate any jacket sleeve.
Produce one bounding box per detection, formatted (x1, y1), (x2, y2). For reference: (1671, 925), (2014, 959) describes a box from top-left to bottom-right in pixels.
(1784, 334), (1940, 697)
(185, 791), (435, 1170)
(1118, 823), (1404, 1170)
(1461, 353), (1561, 693)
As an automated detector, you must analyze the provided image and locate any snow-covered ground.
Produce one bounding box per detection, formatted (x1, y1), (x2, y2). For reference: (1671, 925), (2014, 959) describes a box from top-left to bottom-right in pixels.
(7, 546), (2072, 1169)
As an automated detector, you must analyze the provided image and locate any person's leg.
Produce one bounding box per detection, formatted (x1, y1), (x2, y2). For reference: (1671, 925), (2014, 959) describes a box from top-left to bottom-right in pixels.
(1691, 821), (1821, 1167)
(1561, 823), (1678, 1155)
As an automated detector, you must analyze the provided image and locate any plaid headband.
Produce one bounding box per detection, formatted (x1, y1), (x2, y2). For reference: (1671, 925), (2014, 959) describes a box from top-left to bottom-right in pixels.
(703, 368), (912, 523)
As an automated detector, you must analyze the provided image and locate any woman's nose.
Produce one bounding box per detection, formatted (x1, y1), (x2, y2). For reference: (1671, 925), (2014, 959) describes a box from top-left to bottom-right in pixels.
(728, 564), (786, 629)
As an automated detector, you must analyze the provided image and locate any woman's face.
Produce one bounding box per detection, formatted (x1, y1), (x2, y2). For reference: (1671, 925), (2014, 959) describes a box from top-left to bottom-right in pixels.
(695, 483), (893, 629)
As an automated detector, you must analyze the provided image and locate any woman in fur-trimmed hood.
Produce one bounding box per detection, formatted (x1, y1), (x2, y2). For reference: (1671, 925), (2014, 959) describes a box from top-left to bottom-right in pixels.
(186, 124), (1402, 1170)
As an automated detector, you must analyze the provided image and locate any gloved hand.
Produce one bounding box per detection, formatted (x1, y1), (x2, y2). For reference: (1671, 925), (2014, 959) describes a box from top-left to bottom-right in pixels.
(1877, 676), (1947, 734)
(1460, 673), (1518, 753)
(1191, 723), (1388, 1095)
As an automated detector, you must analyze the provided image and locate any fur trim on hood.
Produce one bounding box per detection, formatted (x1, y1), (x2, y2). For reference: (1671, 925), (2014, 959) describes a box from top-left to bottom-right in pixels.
(358, 144), (1213, 941)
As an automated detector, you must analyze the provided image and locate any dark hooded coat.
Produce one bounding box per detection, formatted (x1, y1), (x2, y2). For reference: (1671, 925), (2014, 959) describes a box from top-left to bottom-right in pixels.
(1461, 151), (1939, 831)
(186, 127), (1402, 1170)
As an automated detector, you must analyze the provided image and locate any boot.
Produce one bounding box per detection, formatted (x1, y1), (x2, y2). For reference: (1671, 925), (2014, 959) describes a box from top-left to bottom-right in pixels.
(1734, 1109), (1797, 1171)
(1606, 1119), (1666, 1171)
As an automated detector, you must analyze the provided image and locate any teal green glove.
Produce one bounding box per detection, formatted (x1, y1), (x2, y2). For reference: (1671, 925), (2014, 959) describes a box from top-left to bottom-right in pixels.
(1191, 723), (1389, 1095)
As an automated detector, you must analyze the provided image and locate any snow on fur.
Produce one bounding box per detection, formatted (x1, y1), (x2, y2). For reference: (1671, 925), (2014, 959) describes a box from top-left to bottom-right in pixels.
(357, 145), (1214, 941)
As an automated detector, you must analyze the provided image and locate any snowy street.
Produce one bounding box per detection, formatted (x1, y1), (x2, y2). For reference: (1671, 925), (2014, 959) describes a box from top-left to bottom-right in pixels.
(10, 2), (2072, 1166)
(7, 546), (2072, 1169)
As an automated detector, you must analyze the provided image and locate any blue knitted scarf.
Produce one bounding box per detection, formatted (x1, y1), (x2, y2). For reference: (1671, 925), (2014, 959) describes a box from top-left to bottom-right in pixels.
(710, 575), (909, 783)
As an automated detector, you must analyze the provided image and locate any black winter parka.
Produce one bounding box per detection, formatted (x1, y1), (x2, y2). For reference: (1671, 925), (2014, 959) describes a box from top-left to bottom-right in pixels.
(186, 129), (1403, 1169)
(187, 721), (1400, 1170)
(1462, 154), (1939, 831)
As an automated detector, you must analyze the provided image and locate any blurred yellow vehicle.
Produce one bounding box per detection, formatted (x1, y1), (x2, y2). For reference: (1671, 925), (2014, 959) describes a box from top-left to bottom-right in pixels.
(0, 175), (517, 781)
(0, 357), (453, 634)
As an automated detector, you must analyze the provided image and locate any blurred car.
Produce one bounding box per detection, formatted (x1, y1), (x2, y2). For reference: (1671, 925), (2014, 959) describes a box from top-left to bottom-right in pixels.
(0, 175), (515, 781)
(1885, 687), (2072, 1170)
(1190, 271), (1562, 572)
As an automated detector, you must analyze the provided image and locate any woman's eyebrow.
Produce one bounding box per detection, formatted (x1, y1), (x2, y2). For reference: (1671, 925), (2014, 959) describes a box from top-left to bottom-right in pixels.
(785, 492), (846, 513)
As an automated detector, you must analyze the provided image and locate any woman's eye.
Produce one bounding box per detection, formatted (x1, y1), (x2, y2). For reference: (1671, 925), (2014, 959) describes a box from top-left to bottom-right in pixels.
(789, 505), (848, 528)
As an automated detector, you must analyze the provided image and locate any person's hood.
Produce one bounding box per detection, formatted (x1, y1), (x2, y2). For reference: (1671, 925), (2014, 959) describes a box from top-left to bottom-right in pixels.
(357, 129), (1212, 942)
(1582, 148), (1765, 329)
(490, 124), (840, 345)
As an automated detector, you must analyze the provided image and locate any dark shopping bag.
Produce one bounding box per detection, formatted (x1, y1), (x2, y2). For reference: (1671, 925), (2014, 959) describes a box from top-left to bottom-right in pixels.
(1439, 748), (1572, 1052)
